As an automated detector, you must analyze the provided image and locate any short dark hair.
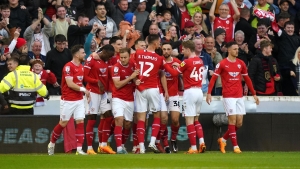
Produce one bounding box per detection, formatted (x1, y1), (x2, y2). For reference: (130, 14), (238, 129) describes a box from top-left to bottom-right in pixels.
(182, 40), (195, 52)
(77, 13), (88, 20)
(95, 2), (106, 10)
(278, 12), (291, 21)
(101, 44), (115, 54)
(0, 4), (10, 10)
(134, 38), (145, 45)
(240, 8), (250, 18)
(7, 57), (19, 64)
(18, 53), (30, 65)
(162, 10), (171, 16)
(119, 48), (131, 55)
(56, 5), (66, 10)
(260, 40), (273, 50)
(257, 19), (270, 28)
(225, 41), (238, 48)
(54, 34), (67, 43)
(71, 45), (84, 56)
(147, 34), (160, 45)
(284, 21), (294, 28)
(100, 37), (110, 46)
(279, 0), (289, 6)
(109, 36), (122, 45)
(161, 42), (172, 48)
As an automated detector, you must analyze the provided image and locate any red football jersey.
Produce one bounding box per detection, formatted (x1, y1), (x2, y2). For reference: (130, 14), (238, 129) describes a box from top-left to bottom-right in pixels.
(84, 56), (108, 94)
(111, 62), (136, 101)
(214, 58), (248, 98)
(213, 16), (235, 42)
(107, 53), (120, 92)
(61, 61), (84, 101)
(164, 57), (181, 96)
(134, 50), (164, 91)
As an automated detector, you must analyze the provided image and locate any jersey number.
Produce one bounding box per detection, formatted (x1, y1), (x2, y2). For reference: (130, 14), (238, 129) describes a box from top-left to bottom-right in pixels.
(190, 67), (204, 81)
(139, 61), (154, 77)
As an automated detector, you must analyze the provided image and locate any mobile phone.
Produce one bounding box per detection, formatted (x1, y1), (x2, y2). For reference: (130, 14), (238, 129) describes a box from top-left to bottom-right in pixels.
(4, 47), (9, 54)
(152, 6), (157, 12)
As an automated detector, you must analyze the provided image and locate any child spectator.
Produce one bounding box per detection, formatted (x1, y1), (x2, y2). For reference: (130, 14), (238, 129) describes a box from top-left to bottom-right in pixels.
(119, 12), (140, 48)
(186, 0), (204, 17)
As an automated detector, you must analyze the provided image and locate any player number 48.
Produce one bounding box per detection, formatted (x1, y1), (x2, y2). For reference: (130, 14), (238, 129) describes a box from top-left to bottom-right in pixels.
(190, 67), (205, 81)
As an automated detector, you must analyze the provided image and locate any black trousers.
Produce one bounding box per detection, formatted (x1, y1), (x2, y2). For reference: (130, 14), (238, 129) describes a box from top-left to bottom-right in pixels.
(8, 107), (34, 115)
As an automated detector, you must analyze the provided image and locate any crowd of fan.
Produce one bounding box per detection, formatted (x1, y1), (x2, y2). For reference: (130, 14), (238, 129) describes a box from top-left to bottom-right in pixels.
(0, 0), (300, 112)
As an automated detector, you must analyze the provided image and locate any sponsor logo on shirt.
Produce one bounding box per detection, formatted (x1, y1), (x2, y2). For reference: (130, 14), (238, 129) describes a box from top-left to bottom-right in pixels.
(77, 76), (83, 81)
(228, 72), (240, 80)
(180, 61), (186, 67)
(65, 66), (70, 75)
(100, 68), (107, 73)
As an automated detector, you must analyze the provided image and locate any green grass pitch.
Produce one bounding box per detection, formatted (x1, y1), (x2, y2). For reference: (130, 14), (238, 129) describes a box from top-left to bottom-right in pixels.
(0, 152), (299, 169)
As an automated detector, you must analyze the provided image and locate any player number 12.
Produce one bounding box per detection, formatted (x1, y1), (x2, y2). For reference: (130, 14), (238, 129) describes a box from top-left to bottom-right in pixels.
(139, 61), (154, 77)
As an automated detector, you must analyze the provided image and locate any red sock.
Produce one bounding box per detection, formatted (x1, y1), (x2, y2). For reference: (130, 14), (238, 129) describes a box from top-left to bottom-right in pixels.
(98, 119), (104, 144)
(186, 124), (196, 147)
(114, 126), (122, 148)
(51, 124), (64, 143)
(137, 120), (145, 144)
(228, 124), (238, 146)
(162, 127), (169, 147)
(171, 125), (179, 141)
(157, 124), (167, 141)
(122, 128), (130, 144)
(86, 120), (96, 146)
(151, 117), (160, 137)
(194, 121), (204, 139)
(223, 126), (239, 141)
(102, 116), (113, 143)
(110, 119), (115, 136)
(75, 123), (84, 148)
(132, 122), (138, 146)
(235, 126), (239, 131)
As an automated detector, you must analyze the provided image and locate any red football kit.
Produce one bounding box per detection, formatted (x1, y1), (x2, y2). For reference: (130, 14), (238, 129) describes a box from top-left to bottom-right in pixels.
(84, 56), (108, 94)
(134, 50), (164, 91)
(111, 61), (136, 101)
(163, 57), (181, 96)
(107, 53), (120, 92)
(213, 16), (235, 42)
(61, 61), (84, 101)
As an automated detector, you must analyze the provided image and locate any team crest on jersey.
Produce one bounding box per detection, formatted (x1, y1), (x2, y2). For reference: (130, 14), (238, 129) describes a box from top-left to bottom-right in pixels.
(180, 61), (186, 67)
(237, 64), (241, 69)
(229, 72), (239, 77)
(77, 76), (83, 81)
(114, 67), (119, 73)
(87, 57), (92, 61)
(100, 68), (107, 73)
(65, 66), (70, 75)
(226, 20), (229, 24)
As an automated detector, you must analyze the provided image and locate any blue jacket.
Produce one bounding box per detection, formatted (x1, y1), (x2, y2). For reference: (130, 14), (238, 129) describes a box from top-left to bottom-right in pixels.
(28, 51), (46, 63)
(199, 50), (214, 93)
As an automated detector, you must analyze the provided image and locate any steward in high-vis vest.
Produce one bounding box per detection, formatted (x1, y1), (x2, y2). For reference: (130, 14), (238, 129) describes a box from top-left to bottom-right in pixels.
(0, 54), (48, 115)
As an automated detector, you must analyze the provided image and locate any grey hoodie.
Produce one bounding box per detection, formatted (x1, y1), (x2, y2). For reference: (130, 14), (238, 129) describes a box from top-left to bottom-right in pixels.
(88, 16), (118, 38)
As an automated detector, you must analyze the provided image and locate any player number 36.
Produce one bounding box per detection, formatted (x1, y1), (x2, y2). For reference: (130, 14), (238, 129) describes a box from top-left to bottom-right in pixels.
(190, 66), (205, 81)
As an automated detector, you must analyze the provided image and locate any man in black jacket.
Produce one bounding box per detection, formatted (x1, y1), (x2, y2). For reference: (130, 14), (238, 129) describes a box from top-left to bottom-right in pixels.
(235, 8), (255, 43)
(67, 13), (92, 49)
(248, 40), (281, 96)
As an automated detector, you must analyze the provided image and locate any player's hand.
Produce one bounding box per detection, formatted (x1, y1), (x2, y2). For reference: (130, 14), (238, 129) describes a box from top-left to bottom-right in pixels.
(290, 71), (296, 77)
(130, 69), (140, 79)
(53, 82), (60, 87)
(85, 90), (91, 104)
(253, 95), (259, 105)
(209, 70), (214, 76)
(172, 62), (180, 67)
(135, 79), (141, 86)
(164, 92), (169, 101)
(46, 70), (50, 73)
(206, 94), (212, 105)
(98, 80), (104, 92)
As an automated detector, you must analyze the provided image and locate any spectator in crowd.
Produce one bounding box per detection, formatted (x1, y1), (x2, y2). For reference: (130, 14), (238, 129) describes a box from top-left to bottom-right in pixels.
(222, 0), (253, 9)
(289, 47), (300, 96)
(134, 0), (149, 37)
(100, 37), (111, 47)
(67, 13), (92, 49)
(142, 10), (157, 38)
(248, 40), (281, 96)
(273, 21), (300, 95)
(28, 41), (46, 63)
(44, 0), (57, 20)
(107, 0), (140, 29)
(248, 20), (277, 56)
(234, 30), (253, 66)
(89, 2), (118, 38)
(203, 36), (222, 95)
(12, 37), (28, 55)
(0, 4), (11, 39)
(0, 92), (8, 114)
(8, 0), (32, 38)
(6, 54), (18, 72)
(182, 20), (196, 39)
(51, 5), (76, 41)
(214, 28), (227, 55)
(144, 23), (160, 43)
(56, 0), (77, 20)
(277, 0), (290, 17)
(84, 23), (99, 58)
(235, 8), (255, 43)
(119, 12), (140, 48)
(192, 12), (209, 37)
(227, 0), (248, 16)
(159, 10), (177, 34)
(44, 34), (72, 95)
(24, 8), (52, 56)
(94, 27), (106, 46)
(282, 0), (300, 16)
(210, 0), (240, 42)
(276, 11), (291, 29)
(249, 0), (275, 28)
(0, 39), (10, 80)
(186, 0), (203, 17)
(162, 25), (181, 50)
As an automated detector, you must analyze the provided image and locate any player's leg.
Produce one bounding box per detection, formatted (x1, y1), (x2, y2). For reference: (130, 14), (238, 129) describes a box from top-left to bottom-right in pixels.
(112, 98), (126, 154)
(183, 88), (198, 154)
(97, 115), (104, 153)
(232, 98), (246, 153)
(147, 88), (162, 153)
(85, 92), (100, 155)
(74, 99), (87, 155)
(156, 93), (168, 153)
(135, 89), (148, 153)
(48, 100), (73, 155)
(195, 88), (205, 153)
(132, 112), (138, 153)
(169, 96), (180, 153)
(121, 101), (133, 153)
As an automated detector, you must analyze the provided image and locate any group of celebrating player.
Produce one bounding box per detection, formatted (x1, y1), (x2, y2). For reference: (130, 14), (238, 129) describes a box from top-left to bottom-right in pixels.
(47, 34), (259, 155)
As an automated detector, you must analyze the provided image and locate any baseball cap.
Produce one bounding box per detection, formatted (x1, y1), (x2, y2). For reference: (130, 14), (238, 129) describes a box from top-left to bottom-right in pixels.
(184, 21), (195, 28)
(214, 28), (226, 37)
(140, 0), (147, 3)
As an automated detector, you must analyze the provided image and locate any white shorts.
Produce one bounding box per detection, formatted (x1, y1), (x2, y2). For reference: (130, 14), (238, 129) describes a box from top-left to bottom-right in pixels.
(112, 98), (134, 121)
(60, 99), (85, 121)
(182, 88), (203, 117)
(135, 88), (160, 113)
(99, 92), (112, 114)
(223, 98), (246, 116)
(160, 93), (168, 112)
(167, 95), (180, 112)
